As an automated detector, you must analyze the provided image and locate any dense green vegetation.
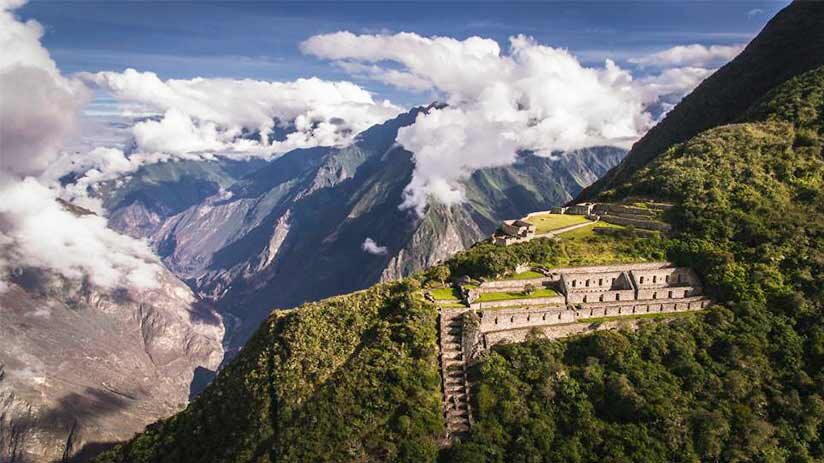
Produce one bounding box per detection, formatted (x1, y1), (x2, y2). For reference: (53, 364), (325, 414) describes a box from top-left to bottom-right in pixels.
(443, 66), (824, 462)
(95, 281), (443, 463)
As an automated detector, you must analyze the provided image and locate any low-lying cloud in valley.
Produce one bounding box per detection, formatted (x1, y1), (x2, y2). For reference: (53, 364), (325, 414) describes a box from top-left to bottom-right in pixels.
(301, 32), (734, 214)
(0, 0), (160, 290)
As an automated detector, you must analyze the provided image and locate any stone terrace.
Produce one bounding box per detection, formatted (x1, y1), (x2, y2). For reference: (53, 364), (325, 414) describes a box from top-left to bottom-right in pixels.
(434, 261), (712, 443)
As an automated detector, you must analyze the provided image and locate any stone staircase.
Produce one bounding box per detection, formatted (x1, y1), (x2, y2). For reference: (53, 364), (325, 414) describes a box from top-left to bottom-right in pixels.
(439, 309), (472, 440)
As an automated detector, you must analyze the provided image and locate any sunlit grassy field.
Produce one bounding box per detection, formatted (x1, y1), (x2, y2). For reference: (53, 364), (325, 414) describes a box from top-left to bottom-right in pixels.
(548, 222), (665, 266)
(527, 213), (591, 233)
(429, 287), (462, 301)
(477, 288), (559, 302)
(509, 270), (544, 280)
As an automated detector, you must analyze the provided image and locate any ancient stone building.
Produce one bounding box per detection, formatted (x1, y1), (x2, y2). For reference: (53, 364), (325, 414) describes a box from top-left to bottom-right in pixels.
(436, 261), (712, 442)
(493, 219), (536, 246)
(566, 202), (596, 215)
(561, 269), (635, 304)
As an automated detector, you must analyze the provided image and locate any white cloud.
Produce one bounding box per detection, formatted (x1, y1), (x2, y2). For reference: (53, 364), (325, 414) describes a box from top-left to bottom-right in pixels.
(78, 69), (402, 158)
(0, 2), (89, 177)
(0, 177), (161, 289)
(636, 66), (714, 105)
(629, 43), (744, 68)
(303, 32), (662, 214)
(361, 237), (388, 255)
(302, 32), (736, 214)
(0, 1), (160, 289)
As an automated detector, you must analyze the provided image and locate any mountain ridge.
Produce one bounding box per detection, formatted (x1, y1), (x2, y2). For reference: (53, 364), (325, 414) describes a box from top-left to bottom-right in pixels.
(575, 0), (824, 202)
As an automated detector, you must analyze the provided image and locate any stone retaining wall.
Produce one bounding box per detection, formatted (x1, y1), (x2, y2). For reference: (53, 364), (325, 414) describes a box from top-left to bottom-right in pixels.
(601, 214), (671, 231)
(484, 319), (636, 347)
(567, 288), (635, 304)
(479, 306), (577, 332)
(479, 297), (710, 338)
(636, 286), (701, 301)
(476, 277), (554, 292)
(471, 295), (565, 310)
(576, 296), (709, 318)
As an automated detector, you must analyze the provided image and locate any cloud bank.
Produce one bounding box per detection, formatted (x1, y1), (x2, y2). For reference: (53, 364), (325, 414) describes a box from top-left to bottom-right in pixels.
(629, 43), (744, 68)
(50, 70), (403, 204)
(302, 32), (720, 214)
(79, 69), (402, 157)
(0, 0), (160, 290)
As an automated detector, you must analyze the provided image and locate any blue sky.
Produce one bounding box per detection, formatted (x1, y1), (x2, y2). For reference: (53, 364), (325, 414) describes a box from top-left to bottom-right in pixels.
(20, 0), (789, 106)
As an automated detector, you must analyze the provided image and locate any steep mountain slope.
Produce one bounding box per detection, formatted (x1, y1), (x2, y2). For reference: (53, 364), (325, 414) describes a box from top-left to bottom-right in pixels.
(101, 158), (266, 239)
(0, 245), (224, 462)
(577, 0), (824, 201)
(94, 3), (824, 461)
(444, 64), (824, 463)
(124, 108), (623, 349)
(95, 280), (444, 463)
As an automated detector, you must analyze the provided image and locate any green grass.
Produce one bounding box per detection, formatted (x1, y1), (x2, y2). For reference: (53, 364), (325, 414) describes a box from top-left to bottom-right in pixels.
(541, 222), (665, 267)
(478, 288), (559, 302)
(509, 270), (544, 280)
(439, 302), (469, 308)
(429, 287), (462, 301)
(527, 213), (591, 233)
(556, 221), (622, 238)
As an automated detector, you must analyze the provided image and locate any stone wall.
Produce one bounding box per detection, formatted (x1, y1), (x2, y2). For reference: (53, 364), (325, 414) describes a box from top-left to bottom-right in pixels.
(479, 307), (577, 332)
(479, 296), (711, 349)
(630, 267), (698, 288)
(601, 214), (671, 231)
(576, 296), (709, 317)
(483, 319), (636, 347)
(476, 277), (555, 293)
(470, 295), (565, 310)
(562, 270), (633, 292)
(636, 286), (701, 301)
(546, 262), (669, 275)
(567, 288), (635, 304)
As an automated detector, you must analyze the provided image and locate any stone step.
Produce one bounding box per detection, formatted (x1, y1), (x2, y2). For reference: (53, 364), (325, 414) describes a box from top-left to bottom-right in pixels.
(448, 422), (470, 433)
(447, 414), (470, 423)
(447, 401), (468, 411)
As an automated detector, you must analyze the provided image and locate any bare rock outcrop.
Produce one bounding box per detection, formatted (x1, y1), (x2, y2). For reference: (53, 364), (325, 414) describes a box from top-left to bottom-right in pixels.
(0, 266), (223, 462)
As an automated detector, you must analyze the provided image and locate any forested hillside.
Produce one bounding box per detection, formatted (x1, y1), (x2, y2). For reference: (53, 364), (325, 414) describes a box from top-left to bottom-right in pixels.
(444, 64), (824, 463)
(578, 0), (824, 201)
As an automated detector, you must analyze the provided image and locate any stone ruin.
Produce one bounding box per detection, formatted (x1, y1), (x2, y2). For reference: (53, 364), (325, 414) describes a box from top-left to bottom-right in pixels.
(492, 219), (536, 246)
(436, 261), (712, 442)
(492, 201), (673, 246)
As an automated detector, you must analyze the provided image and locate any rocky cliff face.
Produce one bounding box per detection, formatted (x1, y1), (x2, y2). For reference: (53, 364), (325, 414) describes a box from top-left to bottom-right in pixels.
(98, 108), (624, 350)
(0, 263), (223, 462)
